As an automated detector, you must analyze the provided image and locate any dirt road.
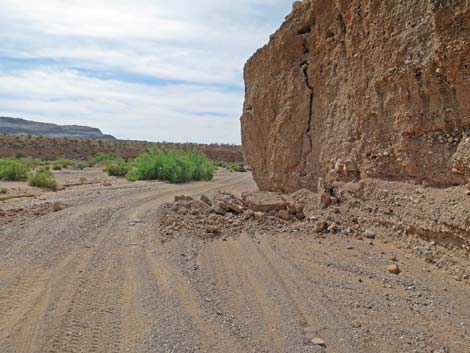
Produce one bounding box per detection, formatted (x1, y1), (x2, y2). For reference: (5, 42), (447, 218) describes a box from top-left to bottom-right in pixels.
(0, 171), (469, 353)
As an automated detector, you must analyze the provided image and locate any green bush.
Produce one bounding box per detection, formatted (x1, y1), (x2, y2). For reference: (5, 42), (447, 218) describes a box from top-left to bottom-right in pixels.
(127, 148), (214, 183)
(28, 169), (58, 190)
(73, 161), (87, 170)
(214, 161), (247, 173)
(0, 159), (30, 181)
(54, 159), (75, 169)
(87, 152), (123, 166)
(0, 187), (7, 194)
(52, 164), (63, 170)
(106, 162), (129, 177)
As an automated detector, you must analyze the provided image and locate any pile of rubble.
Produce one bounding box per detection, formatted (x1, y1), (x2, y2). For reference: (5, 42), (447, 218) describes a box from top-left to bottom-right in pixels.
(155, 180), (470, 282)
(157, 190), (315, 241)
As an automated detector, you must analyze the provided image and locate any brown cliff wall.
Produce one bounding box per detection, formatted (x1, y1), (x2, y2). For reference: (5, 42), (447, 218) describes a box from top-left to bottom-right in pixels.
(241, 0), (470, 192)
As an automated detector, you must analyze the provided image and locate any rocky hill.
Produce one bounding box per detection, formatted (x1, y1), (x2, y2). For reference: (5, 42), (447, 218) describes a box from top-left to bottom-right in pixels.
(0, 117), (116, 140)
(0, 134), (243, 163)
(241, 0), (470, 192)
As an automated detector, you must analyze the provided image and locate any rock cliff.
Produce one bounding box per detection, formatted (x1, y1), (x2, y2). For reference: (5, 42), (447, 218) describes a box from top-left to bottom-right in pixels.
(241, 0), (470, 192)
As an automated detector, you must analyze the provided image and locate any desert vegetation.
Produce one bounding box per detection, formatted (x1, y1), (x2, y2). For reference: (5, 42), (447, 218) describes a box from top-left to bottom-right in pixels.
(105, 161), (129, 177)
(0, 159), (31, 181)
(0, 148), (245, 191)
(128, 148), (215, 183)
(0, 158), (60, 190)
(87, 152), (124, 166)
(27, 168), (58, 191)
(103, 148), (215, 183)
(213, 160), (247, 173)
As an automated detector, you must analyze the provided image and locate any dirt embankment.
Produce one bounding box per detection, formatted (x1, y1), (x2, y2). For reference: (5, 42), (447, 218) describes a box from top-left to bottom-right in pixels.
(0, 134), (244, 163)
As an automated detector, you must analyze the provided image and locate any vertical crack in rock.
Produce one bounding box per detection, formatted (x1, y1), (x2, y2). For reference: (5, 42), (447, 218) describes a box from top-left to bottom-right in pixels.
(302, 64), (314, 158)
(337, 10), (346, 34)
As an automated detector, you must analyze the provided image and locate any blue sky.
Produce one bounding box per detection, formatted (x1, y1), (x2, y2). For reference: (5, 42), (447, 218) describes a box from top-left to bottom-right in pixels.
(0, 0), (293, 143)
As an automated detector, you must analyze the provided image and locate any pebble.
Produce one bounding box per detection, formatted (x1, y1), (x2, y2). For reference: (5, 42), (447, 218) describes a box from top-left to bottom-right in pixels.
(311, 337), (326, 347)
(364, 229), (376, 239)
(206, 226), (221, 234)
(387, 264), (401, 275)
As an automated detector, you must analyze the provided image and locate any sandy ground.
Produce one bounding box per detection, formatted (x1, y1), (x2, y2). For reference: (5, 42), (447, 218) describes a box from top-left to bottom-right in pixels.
(0, 169), (468, 353)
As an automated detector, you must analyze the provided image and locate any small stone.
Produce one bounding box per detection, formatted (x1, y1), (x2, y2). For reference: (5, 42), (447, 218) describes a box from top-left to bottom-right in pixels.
(200, 194), (212, 205)
(364, 229), (376, 239)
(311, 337), (326, 347)
(254, 212), (265, 222)
(53, 202), (66, 212)
(327, 224), (337, 233)
(175, 195), (193, 202)
(315, 221), (327, 233)
(206, 226), (221, 234)
(387, 264), (401, 275)
(295, 212), (306, 220)
(243, 209), (254, 219)
(279, 209), (290, 220)
(320, 192), (331, 209)
(210, 205), (226, 216)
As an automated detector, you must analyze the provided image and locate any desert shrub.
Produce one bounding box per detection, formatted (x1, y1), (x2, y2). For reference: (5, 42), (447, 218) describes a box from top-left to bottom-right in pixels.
(54, 159), (75, 169)
(27, 168), (58, 190)
(214, 161), (247, 173)
(52, 164), (63, 170)
(0, 187), (7, 194)
(73, 161), (87, 170)
(106, 161), (128, 177)
(127, 148), (214, 183)
(87, 152), (123, 166)
(0, 159), (30, 181)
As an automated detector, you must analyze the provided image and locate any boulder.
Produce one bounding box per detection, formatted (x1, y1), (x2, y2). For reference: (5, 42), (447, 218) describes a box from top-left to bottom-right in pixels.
(200, 194), (212, 206)
(241, 191), (288, 212)
(213, 191), (245, 214)
(290, 188), (318, 217)
(241, 0), (470, 192)
(174, 195), (194, 202)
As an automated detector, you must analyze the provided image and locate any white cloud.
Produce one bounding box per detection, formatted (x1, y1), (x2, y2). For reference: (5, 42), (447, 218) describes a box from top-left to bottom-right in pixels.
(0, 0), (293, 143)
(0, 69), (244, 143)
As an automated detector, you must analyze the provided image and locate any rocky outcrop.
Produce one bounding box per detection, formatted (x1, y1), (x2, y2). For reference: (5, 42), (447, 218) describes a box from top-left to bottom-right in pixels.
(241, 0), (470, 192)
(0, 117), (116, 139)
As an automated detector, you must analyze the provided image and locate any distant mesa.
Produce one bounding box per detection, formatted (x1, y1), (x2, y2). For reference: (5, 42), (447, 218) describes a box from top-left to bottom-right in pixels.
(0, 117), (116, 140)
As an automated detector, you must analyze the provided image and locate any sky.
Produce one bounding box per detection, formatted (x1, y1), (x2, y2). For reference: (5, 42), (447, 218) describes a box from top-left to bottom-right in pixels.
(0, 0), (293, 144)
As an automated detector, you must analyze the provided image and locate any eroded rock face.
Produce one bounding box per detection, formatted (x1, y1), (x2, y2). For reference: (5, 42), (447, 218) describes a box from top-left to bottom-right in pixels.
(241, 0), (470, 192)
